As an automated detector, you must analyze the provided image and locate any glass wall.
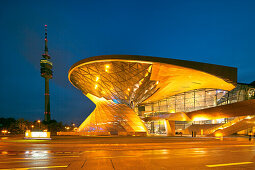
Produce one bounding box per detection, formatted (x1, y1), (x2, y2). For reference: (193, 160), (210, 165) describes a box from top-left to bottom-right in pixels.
(138, 84), (255, 118)
(138, 88), (228, 117)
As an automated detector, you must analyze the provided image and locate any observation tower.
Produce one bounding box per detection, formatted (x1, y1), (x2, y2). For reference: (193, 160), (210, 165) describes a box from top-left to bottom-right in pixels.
(40, 25), (53, 122)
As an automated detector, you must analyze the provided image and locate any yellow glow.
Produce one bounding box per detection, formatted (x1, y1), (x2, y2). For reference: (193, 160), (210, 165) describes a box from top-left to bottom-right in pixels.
(145, 72), (149, 77)
(169, 109), (175, 113)
(2, 151), (8, 155)
(148, 65), (152, 73)
(95, 84), (98, 89)
(156, 81), (159, 85)
(215, 133), (223, 137)
(96, 77), (99, 82)
(127, 88), (130, 91)
(139, 78), (144, 85)
(37, 120), (41, 123)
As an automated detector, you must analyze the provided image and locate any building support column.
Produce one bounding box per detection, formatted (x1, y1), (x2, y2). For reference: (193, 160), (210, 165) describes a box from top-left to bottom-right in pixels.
(165, 120), (175, 136)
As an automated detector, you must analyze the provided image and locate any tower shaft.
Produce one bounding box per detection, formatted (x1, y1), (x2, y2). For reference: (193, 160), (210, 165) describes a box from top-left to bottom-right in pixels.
(45, 78), (51, 121)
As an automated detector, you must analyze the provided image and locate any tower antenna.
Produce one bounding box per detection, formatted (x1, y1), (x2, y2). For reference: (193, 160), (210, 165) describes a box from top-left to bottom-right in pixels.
(44, 25), (48, 55)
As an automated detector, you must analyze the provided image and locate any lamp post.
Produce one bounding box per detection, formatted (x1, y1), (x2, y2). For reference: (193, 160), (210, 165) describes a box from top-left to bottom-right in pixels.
(31, 125), (34, 131)
(37, 120), (41, 130)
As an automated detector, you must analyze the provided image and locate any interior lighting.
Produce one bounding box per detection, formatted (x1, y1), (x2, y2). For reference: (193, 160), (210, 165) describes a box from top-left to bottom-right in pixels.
(95, 84), (98, 89)
(127, 88), (130, 91)
(245, 116), (252, 119)
(105, 65), (110, 72)
(156, 81), (159, 85)
(96, 77), (99, 82)
(193, 117), (208, 121)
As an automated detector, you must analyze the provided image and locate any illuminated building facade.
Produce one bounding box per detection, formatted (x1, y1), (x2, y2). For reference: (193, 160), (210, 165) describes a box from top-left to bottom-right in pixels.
(69, 55), (255, 136)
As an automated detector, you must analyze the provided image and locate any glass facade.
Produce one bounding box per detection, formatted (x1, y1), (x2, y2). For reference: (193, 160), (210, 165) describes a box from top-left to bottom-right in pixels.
(137, 84), (255, 135)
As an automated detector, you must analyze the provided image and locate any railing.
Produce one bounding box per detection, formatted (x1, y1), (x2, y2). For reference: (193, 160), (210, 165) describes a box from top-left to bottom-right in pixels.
(206, 116), (249, 135)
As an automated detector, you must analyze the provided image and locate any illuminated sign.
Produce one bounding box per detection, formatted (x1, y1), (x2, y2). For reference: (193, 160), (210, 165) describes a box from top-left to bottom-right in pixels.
(25, 131), (51, 140)
(31, 132), (48, 138)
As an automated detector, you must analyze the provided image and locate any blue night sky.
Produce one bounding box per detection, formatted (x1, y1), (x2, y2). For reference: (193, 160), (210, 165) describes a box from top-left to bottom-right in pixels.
(1, 0), (255, 124)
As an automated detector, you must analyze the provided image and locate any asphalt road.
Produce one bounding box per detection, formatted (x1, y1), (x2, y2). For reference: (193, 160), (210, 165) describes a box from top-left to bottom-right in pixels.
(0, 136), (255, 169)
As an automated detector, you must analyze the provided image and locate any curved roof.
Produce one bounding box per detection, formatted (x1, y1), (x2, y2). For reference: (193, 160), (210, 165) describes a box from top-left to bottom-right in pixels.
(69, 55), (237, 106)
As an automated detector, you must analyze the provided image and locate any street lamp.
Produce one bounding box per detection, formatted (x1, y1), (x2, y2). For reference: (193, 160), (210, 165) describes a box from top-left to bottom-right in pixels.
(1, 130), (7, 135)
(31, 125), (34, 130)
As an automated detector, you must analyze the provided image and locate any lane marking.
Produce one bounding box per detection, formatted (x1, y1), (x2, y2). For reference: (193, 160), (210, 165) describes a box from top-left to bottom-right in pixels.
(206, 162), (253, 167)
(0, 165), (68, 170)
(81, 160), (87, 168)
(0, 155), (79, 163)
(96, 155), (137, 159)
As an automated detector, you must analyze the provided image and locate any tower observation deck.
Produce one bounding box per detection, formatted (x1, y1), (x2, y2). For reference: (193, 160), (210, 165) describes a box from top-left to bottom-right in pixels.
(40, 25), (53, 122)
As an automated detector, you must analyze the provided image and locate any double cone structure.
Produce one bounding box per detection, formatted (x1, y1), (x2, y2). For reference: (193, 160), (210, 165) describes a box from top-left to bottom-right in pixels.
(78, 93), (147, 135)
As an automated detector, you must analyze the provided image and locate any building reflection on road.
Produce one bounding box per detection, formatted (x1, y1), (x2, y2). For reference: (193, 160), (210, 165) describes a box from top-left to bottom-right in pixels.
(24, 150), (50, 160)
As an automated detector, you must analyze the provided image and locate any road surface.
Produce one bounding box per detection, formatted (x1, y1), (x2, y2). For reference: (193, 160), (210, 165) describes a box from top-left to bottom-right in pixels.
(0, 136), (254, 169)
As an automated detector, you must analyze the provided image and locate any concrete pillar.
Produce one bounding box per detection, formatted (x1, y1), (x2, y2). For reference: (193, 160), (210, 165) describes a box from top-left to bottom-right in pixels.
(165, 120), (175, 136)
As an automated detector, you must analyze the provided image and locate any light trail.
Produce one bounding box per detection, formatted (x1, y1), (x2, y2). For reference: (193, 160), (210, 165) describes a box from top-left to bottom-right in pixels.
(206, 162), (253, 167)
